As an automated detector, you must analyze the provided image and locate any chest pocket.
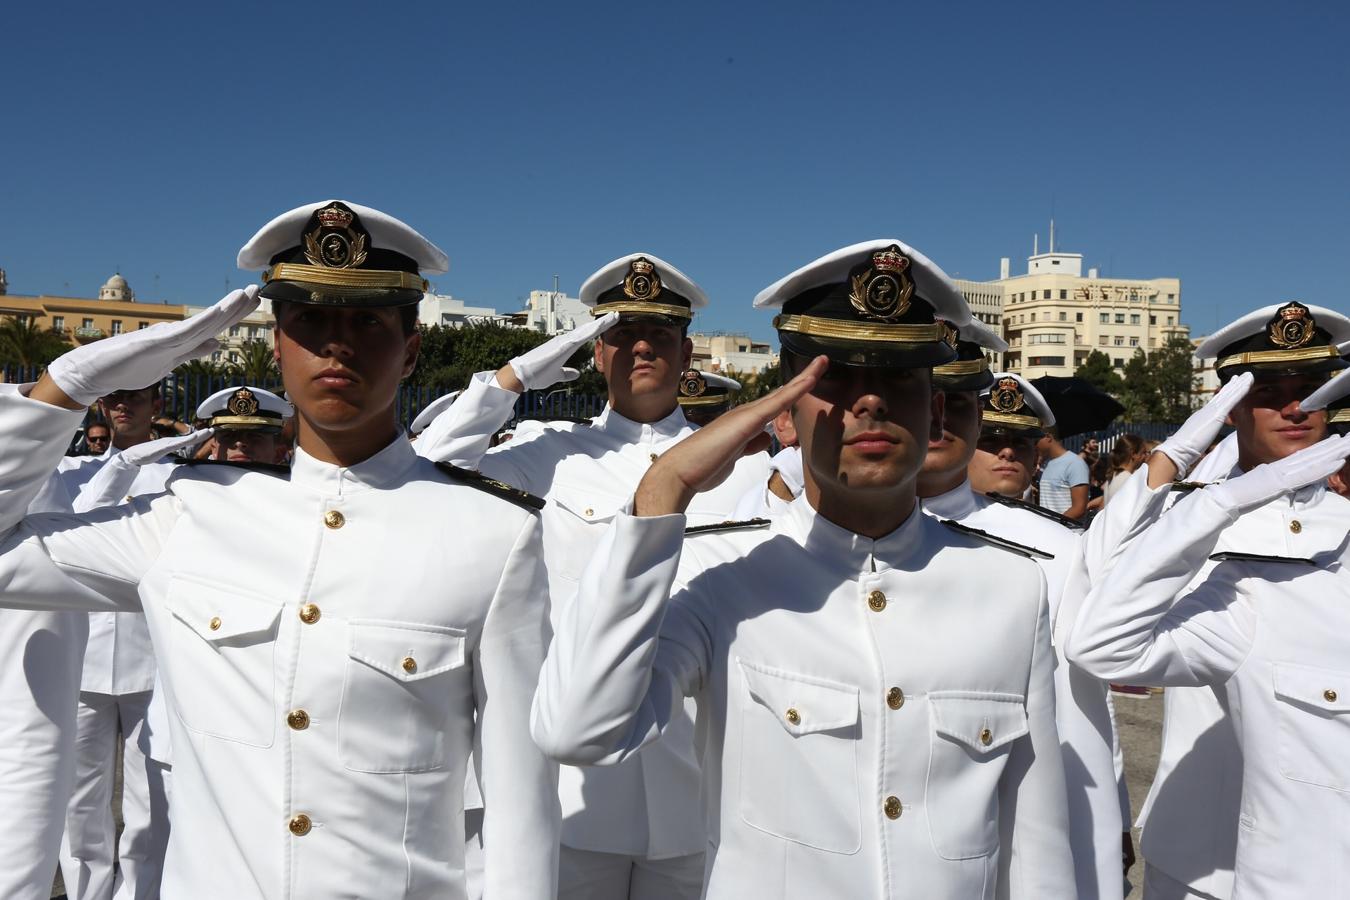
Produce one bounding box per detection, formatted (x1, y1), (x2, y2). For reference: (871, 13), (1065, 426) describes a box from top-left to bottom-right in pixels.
(736, 659), (861, 853)
(165, 575), (284, 748)
(925, 691), (1029, 860)
(339, 620), (469, 774)
(1272, 662), (1350, 791)
(547, 486), (628, 583)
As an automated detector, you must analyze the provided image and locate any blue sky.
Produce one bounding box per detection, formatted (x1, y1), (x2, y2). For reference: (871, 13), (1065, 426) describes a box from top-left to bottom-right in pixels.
(2, 0), (1346, 343)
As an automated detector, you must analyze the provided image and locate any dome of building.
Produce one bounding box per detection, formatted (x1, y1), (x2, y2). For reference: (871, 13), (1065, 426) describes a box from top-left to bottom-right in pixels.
(98, 272), (133, 301)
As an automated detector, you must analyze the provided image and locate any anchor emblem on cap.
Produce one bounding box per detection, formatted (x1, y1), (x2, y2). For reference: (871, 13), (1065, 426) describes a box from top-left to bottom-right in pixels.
(1269, 302), (1316, 350)
(303, 202), (368, 270)
(227, 388), (260, 417)
(989, 377), (1025, 413)
(623, 257), (663, 302)
(849, 245), (914, 323)
(679, 369), (707, 398)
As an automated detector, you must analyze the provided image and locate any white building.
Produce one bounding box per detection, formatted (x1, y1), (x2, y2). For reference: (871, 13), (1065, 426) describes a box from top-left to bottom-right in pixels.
(183, 303), (277, 365)
(952, 278), (1005, 370)
(690, 332), (778, 374)
(417, 292), (509, 328)
(518, 289), (590, 335)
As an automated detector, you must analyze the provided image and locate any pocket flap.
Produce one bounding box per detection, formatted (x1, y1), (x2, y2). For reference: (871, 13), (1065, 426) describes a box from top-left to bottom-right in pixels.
(550, 484), (627, 524)
(1273, 662), (1350, 714)
(929, 692), (1029, 753)
(737, 659), (859, 736)
(167, 575), (283, 642)
(348, 620), (467, 683)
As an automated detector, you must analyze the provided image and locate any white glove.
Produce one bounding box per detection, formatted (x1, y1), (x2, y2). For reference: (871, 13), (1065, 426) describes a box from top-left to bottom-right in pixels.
(1297, 368), (1350, 413)
(507, 313), (618, 391)
(74, 429), (214, 513)
(47, 286), (260, 405)
(1204, 434), (1350, 514)
(1155, 372), (1253, 477)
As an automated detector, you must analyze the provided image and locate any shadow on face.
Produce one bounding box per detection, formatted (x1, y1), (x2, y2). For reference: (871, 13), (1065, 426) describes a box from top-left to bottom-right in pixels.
(1229, 371), (1330, 468)
(970, 430), (1038, 497)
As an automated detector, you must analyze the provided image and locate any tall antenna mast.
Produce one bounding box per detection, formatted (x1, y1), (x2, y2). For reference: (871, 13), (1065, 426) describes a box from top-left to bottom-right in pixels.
(1049, 218), (1056, 253)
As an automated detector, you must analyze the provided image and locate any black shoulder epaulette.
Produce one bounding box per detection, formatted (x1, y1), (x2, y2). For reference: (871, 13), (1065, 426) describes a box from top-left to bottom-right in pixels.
(940, 518), (1054, 560)
(983, 492), (1086, 531)
(179, 457), (290, 476)
(684, 518), (771, 536)
(1209, 551), (1315, 566)
(1173, 480), (1212, 493)
(434, 462), (545, 511)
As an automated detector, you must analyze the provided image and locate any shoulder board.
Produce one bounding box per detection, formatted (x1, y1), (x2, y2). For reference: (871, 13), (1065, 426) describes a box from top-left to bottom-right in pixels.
(983, 491), (1085, 531)
(684, 518), (771, 536)
(1209, 551), (1316, 566)
(433, 462), (545, 511)
(1173, 480), (1212, 493)
(179, 457), (290, 477)
(939, 518), (1054, 560)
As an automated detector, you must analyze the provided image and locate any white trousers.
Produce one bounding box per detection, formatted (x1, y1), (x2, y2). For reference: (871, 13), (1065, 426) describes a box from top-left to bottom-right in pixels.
(59, 690), (170, 900)
(0, 609), (85, 900)
(558, 846), (705, 900)
(1144, 863), (1224, 900)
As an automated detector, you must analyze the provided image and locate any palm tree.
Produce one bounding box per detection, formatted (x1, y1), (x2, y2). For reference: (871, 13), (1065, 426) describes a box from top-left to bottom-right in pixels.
(0, 316), (72, 373)
(230, 339), (280, 385)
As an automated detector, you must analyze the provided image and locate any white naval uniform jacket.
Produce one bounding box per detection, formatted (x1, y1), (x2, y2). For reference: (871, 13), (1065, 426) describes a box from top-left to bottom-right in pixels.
(533, 497), (1074, 899)
(924, 482), (1124, 900)
(0, 387), (559, 900)
(1065, 463), (1346, 899)
(57, 449), (175, 696)
(423, 372), (769, 859)
(1069, 483), (1350, 899)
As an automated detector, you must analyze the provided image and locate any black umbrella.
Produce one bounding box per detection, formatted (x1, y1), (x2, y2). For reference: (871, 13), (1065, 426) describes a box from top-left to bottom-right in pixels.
(1030, 376), (1125, 439)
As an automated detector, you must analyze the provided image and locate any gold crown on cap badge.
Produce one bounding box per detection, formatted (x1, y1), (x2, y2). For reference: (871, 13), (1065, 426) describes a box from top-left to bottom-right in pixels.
(849, 245), (914, 323)
(1269, 302), (1316, 349)
(304, 203), (368, 270)
(989, 377), (1025, 414)
(679, 369), (707, 398)
(226, 387), (260, 417)
(623, 257), (663, 302)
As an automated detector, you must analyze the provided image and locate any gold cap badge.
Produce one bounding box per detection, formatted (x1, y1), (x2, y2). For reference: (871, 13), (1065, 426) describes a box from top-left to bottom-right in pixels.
(226, 388), (260, 417)
(623, 257), (663, 302)
(849, 245), (914, 322)
(679, 369), (707, 398)
(1269, 302), (1316, 349)
(989, 377), (1025, 414)
(304, 202), (368, 270)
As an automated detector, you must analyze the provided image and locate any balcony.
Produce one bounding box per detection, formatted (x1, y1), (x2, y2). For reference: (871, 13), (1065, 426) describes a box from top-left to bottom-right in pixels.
(74, 326), (105, 340)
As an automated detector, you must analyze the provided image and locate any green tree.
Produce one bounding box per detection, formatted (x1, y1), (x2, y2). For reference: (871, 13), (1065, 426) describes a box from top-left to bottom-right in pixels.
(1073, 349), (1124, 395)
(1118, 349), (1162, 421)
(0, 316), (71, 370)
(1152, 335), (1200, 423)
(410, 322), (593, 393)
(229, 339), (280, 384)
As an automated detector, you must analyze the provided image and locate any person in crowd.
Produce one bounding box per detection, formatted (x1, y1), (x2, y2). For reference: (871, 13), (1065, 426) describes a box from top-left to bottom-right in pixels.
(1037, 427), (1091, 520)
(1101, 433), (1148, 506)
(83, 421), (111, 455)
(532, 239), (1074, 899)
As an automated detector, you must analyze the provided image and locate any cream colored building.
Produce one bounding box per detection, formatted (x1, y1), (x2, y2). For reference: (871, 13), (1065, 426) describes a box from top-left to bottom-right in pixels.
(690, 332), (778, 374)
(952, 278), (1005, 370)
(990, 246), (1187, 379)
(0, 273), (187, 343)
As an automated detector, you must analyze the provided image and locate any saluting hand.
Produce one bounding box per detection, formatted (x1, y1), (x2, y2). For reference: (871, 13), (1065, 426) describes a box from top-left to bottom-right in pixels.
(1149, 371), (1254, 487)
(497, 313), (621, 393)
(633, 356), (828, 517)
(1204, 433), (1350, 513)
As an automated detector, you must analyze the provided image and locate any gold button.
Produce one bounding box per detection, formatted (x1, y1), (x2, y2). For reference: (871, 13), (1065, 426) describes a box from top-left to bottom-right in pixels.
(208, 616), (222, 631)
(584, 508), (594, 517)
(288, 814), (312, 836)
(324, 509), (345, 529)
(649, 453), (658, 462)
(883, 796), (902, 820)
(867, 590), (887, 612)
(980, 728), (993, 746)
(287, 709), (310, 731)
(298, 603), (321, 625)
(1325, 689), (1338, 703)
(402, 656), (417, 674)
(785, 708), (801, 725)
(887, 687), (905, 710)
(1290, 520), (1303, 534)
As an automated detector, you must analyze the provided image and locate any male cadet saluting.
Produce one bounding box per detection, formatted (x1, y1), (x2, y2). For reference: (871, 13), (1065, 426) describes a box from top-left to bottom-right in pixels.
(532, 240), (1074, 899)
(416, 254), (768, 900)
(1064, 301), (1350, 900)
(197, 385), (292, 463)
(919, 339), (1130, 900)
(0, 200), (558, 900)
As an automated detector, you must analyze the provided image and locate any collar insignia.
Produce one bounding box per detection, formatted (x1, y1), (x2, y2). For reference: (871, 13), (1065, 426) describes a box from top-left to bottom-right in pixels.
(226, 388), (260, 417)
(1269, 302), (1316, 350)
(304, 202), (368, 270)
(623, 257), (663, 302)
(679, 369), (707, 398)
(849, 245), (914, 322)
(989, 377), (1025, 413)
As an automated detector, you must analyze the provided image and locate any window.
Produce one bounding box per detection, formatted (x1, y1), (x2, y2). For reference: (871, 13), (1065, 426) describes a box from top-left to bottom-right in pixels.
(1028, 356), (1066, 367)
(229, 325), (241, 337)
(1115, 313), (1125, 324)
(1167, 316), (1174, 325)
(1130, 314), (1140, 325)
(1030, 313), (1036, 322)
(1114, 358), (1125, 368)
(81, 318), (93, 329)
(111, 320), (123, 335)
(1168, 293), (1176, 301)
(52, 316), (65, 332)
(1058, 312), (1067, 321)
(138, 321), (149, 330)
(1030, 333), (1066, 344)
(1099, 313), (1109, 324)
(1114, 336), (1124, 346)
(1059, 290), (1068, 300)
(1076, 313), (1083, 322)
(1099, 336), (1108, 346)
(1129, 337), (1139, 347)
(1043, 290), (1051, 299)
(1149, 315), (1157, 325)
